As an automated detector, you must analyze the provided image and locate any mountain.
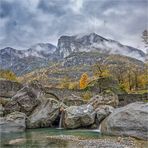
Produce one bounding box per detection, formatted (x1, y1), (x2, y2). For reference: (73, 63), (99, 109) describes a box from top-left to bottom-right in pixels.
(25, 43), (57, 59)
(58, 33), (145, 61)
(0, 33), (146, 75)
(0, 43), (57, 75)
(0, 47), (24, 70)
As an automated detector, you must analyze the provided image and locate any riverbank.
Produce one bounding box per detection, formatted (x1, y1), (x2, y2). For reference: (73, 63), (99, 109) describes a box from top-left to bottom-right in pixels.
(46, 135), (146, 148)
(1, 128), (148, 148)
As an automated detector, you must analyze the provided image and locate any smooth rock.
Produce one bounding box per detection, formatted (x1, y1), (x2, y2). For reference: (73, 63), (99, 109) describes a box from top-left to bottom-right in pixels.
(27, 98), (60, 128)
(101, 102), (148, 140)
(4, 86), (41, 115)
(96, 105), (114, 124)
(8, 138), (26, 145)
(63, 104), (95, 129)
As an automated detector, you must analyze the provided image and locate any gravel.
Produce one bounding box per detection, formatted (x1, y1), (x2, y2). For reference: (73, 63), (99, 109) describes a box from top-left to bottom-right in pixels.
(46, 135), (137, 148)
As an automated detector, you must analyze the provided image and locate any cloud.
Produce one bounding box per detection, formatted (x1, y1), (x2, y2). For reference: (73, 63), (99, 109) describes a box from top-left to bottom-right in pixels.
(0, 0), (147, 52)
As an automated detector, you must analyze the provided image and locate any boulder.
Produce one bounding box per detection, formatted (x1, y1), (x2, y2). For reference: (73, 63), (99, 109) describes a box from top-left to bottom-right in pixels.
(27, 98), (60, 128)
(63, 94), (84, 106)
(101, 102), (148, 140)
(0, 111), (26, 133)
(63, 104), (95, 129)
(88, 92), (119, 109)
(4, 86), (41, 115)
(96, 105), (114, 124)
(0, 97), (11, 107)
(0, 79), (23, 98)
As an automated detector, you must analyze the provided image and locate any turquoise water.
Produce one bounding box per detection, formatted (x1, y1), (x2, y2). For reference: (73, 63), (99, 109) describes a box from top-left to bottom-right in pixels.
(0, 128), (102, 148)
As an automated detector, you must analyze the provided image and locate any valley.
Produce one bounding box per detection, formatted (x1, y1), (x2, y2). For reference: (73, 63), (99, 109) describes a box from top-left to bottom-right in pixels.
(0, 33), (148, 148)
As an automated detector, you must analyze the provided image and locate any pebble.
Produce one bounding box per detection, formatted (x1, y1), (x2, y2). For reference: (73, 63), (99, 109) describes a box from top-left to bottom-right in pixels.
(46, 135), (136, 148)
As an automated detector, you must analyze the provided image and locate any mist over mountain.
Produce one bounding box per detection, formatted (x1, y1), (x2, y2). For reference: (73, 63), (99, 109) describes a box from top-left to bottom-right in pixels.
(58, 33), (145, 61)
(0, 33), (146, 75)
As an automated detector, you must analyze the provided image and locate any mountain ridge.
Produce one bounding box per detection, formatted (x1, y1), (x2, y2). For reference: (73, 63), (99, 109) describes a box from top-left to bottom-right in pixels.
(58, 32), (145, 60)
(0, 33), (146, 75)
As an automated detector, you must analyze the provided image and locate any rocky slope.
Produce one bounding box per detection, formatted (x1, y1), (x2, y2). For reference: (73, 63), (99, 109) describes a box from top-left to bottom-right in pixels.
(63, 52), (144, 67)
(18, 52), (145, 89)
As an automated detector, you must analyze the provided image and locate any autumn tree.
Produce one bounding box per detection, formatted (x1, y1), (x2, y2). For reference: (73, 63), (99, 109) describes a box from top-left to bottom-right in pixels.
(138, 64), (148, 89)
(92, 63), (110, 78)
(0, 70), (17, 81)
(111, 64), (126, 84)
(79, 73), (89, 89)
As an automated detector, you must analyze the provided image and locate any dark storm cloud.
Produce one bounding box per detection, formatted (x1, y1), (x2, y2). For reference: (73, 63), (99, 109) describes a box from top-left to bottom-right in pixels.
(0, 0), (13, 18)
(38, 0), (67, 16)
(0, 0), (147, 51)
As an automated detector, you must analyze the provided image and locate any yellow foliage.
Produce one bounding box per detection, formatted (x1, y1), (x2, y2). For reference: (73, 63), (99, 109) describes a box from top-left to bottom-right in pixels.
(0, 70), (17, 81)
(138, 74), (148, 88)
(79, 73), (89, 89)
(82, 91), (92, 101)
(59, 76), (70, 89)
(93, 63), (111, 78)
(68, 82), (79, 90)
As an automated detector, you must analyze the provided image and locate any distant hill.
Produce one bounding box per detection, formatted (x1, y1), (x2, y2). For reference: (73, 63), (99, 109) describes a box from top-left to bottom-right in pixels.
(0, 43), (57, 75)
(18, 53), (145, 87)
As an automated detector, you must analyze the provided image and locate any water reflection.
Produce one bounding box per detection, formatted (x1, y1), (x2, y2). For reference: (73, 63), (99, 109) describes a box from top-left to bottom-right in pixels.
(0, 128), (101, 148)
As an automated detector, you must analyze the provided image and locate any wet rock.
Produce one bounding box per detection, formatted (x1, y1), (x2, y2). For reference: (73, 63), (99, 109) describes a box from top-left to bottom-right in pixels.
(0, 111), (26, 132)
(63, 104), (95, 129)
(27, 98), (60, 128)
(101, 102), (148, 140)
(8, 138), (26, 145)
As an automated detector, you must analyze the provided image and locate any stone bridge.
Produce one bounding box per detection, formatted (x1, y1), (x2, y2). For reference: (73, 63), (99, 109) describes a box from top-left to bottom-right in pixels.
(44, 87), (85, 106)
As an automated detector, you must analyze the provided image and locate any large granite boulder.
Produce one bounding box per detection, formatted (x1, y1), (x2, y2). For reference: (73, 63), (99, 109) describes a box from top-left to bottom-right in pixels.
(63, 104), (95, 129)
(27, 98), (60, 128)
(0, 111), (26, 133)
(96, 105), (114, 124)
(0, 79), (23, 98)
(101, 102), (148, 140)
(4, 86), (41, 116)
(88, 92), (119, 109)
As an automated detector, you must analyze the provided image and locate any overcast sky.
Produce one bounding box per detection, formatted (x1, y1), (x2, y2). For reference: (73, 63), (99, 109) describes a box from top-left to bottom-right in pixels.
(0, 0), (147, 52)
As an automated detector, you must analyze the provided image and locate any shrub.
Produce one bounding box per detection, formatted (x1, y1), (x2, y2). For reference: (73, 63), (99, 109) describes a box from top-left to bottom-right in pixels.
(81, 91), (93, 101)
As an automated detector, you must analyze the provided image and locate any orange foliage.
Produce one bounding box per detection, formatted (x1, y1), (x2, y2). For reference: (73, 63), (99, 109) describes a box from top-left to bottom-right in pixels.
(79, 73), (89, 89)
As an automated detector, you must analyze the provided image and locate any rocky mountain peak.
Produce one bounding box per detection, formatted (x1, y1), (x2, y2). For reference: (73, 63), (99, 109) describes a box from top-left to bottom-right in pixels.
(57, 32), (145, 61)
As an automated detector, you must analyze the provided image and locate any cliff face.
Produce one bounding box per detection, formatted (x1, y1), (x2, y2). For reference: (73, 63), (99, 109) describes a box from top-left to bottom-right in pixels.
(57, 33), (145, 60)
